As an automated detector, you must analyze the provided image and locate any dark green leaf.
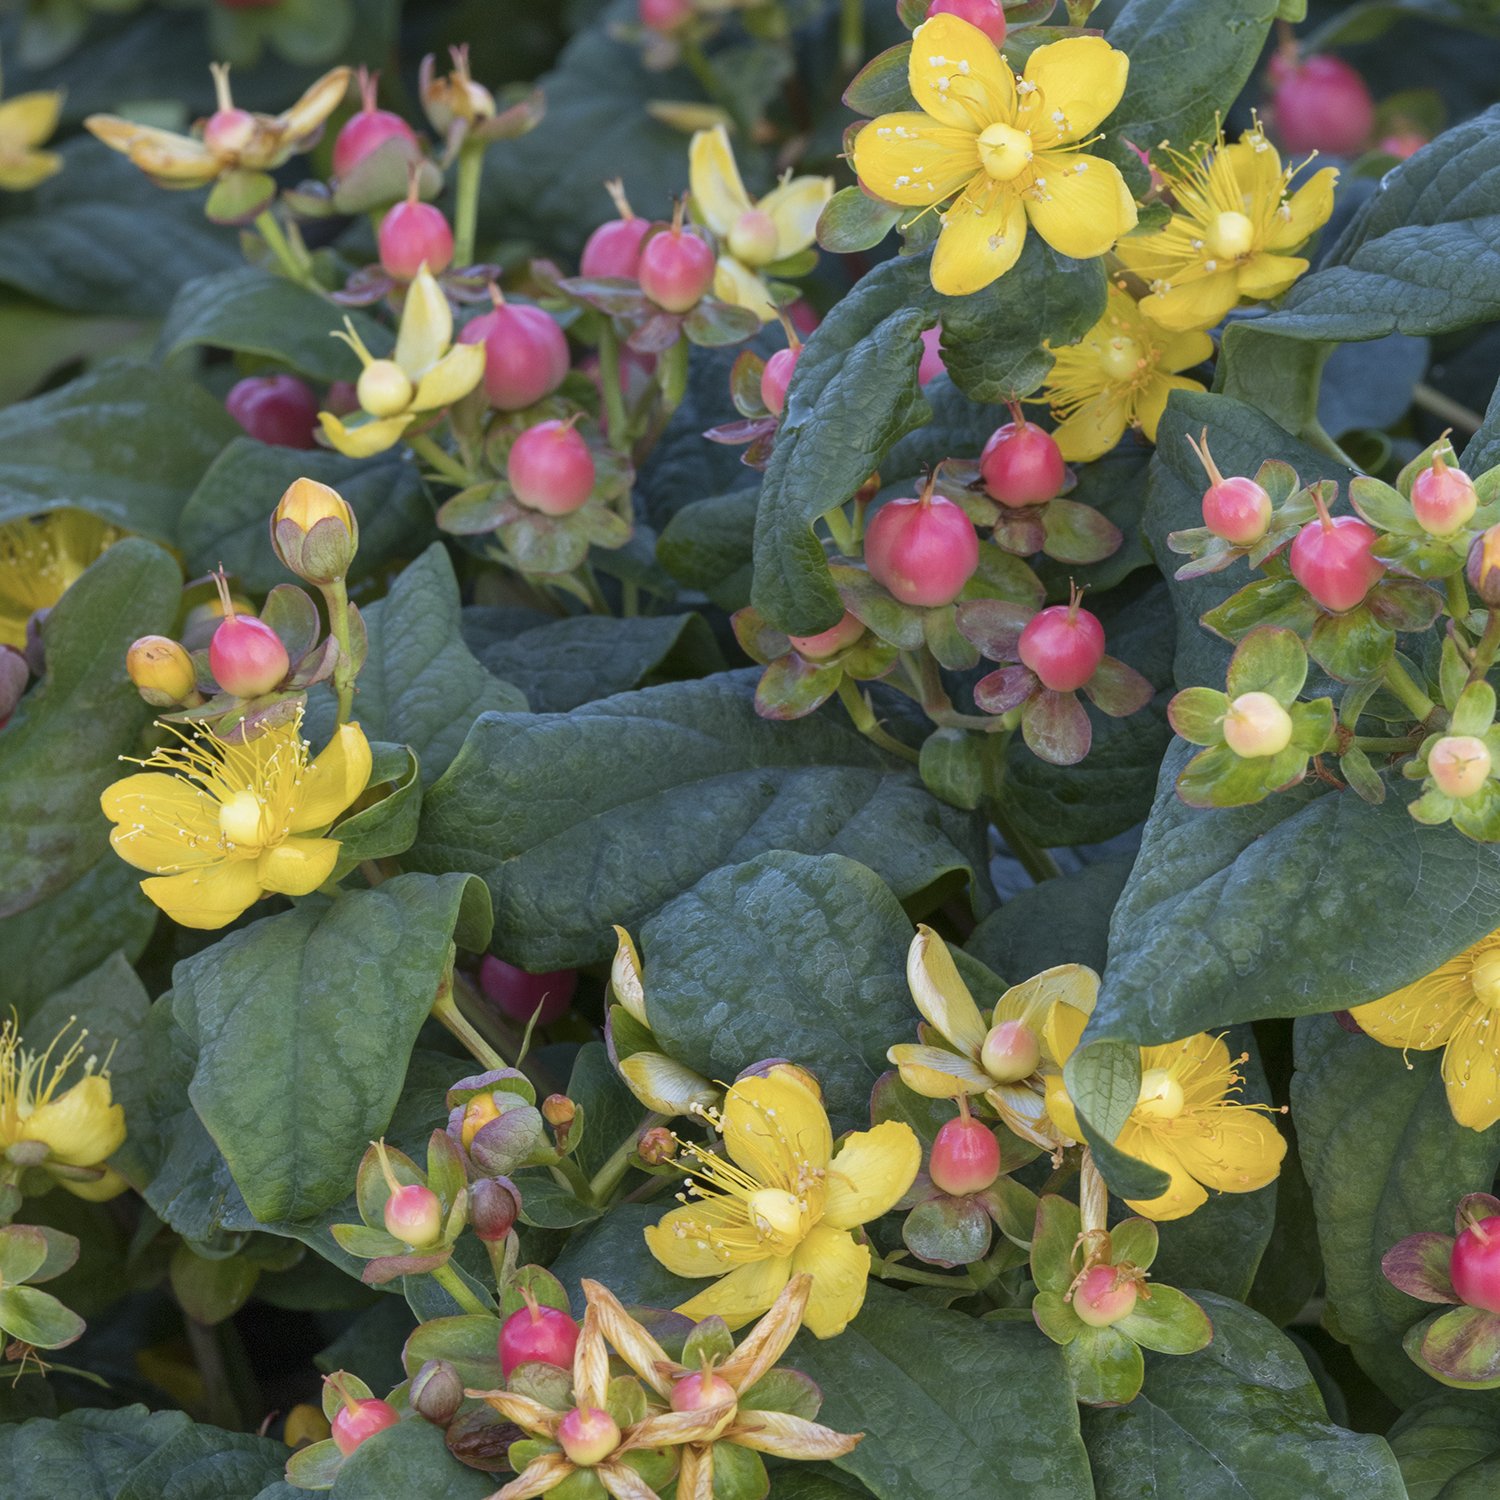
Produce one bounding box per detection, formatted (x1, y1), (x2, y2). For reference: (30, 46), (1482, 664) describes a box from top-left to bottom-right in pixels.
(657, 488), (760, 612)
(0, 1405), (193, 1500)
(328, 1417), (494, 1499)
(1388, 1392), (1500, 1500)
(965, 858), (1132, 979)
(114, 1424), (289, 1500)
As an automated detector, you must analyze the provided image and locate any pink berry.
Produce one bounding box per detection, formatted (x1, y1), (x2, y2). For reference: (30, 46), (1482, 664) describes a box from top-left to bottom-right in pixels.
(557, 1407), (621, 1467)
(924, 0), (1005, 45)
(787, 611), (864, 662)
(379, 195), (454, 280)
(1429, 736), (1492, 799)
(760, 346), (799, 417)
(499, 1302), (580, 1378)
(478, 955), (576, 1025)
(1222, 692), (1293, 758)
(460, 301), (571, 411)
(638, 224), (716, 314)
(1289, 509), (1385, 612)
(1451, 1216), (1500, 1313)
(640, 0), (693, 32)
(980, 1019), (1040, 1082)
(582, 217), (654, 279)
(864, 489), (979, 607)
(928, 1115), (1000, 1196)
(324, 379), (360, 416)
(1379, 130), (1427, 160)
(383, 1183), (443, 1247)
(980, 420), (1066, 508)
(1412, 458), (1478, 538)
(333, 73), (419, 179)
(507, 420), (596, 515)
(1017, 602), (1106, 693)
(1203, 475), (1272, 545)
(225, 374), (319, 450)
(1272, 54), (1375, 156)
(670, 1371), (736, 1412)
(918, 325), (946, 386)
(210, 615), (289, 698)
(203, 108), (256, 157)
(331, 1397), (399, 1456)
(1072, 1265), (1138, 1328)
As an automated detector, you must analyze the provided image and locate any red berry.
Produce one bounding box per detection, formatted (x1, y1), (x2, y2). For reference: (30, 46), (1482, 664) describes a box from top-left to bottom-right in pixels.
(925, 0), (1005, 45)
(499, 1302), (580, 1377)
(1451, 1216), (1500, 1313)
(203, 108), (256, 157)
(980, 1019), (1040, 1082)
(1289, 509), (1385, 612)
(557, 1407), (621, 1467)
(638, 224), (716, 313)
(1203, 476), (1272, 545)
(1222, 692), (1293, 758)
(787, 611), (864, 662)
(918, 324), (946, 386)
(478, 955), (576, 1025)
(379, 196), (454, 280)
(760, 346), (799, 417)
(323, 379), (360, 416)
(864, 489), (979, 607)
(640, 0), (693, 32)
(331, 1397), (399, 1456)
(1073, 1265), (1138, 1328)
(1411, 457), (1477, 538)
(928, 1115), (1000, 1196)
(670, 1371), (736, 1412)
(1272, 54), (1375, 156)
(980, 420), (1066, 508)
(1429, 736), (1492, 799)
(225, 374), (319, 450)
(333, 73), (419, 179)
(210, 615), (289, 698)
(460, 301), (570, 411)
(508, 420), (596, 515)
(1017, 602), (1105, 693)
(383, 1183), (443, 1247)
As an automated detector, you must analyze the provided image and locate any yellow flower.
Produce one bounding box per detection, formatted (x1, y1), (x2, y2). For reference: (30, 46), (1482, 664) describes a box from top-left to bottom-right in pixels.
(1113, 124), (1337, 332)
(0, 1017), (126, 1196)
(0, 77), (63, 192)
(0, 509), (123, 649)
(889, 924), (1095, 1150)
(1045, 1016), (1286, 1221)
(1349, 930), (1500, 1132)
(100, 712), (372, 930)
(1040, 284), (1212, 462)
(318, 266), (485, 458)
(645, 1066), (919, 1337)
(86, 63), (351, 190)
(851, 16), (1136, 296)
(688, 124), (832, 321)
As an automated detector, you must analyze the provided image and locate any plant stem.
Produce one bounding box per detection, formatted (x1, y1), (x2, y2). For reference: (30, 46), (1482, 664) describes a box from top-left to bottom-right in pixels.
(588, 1113), (668, 1204)
(431, 1260), (492, 1316)
(1383, 657), (1438, 725)
(452, 142), (485, 268)
(320, 577), (357, 725)
(253, 208), (312, 286)
(837, 678), (920, 763)
(839, 0), (863, 72)
(1471, 610), (1500, 685)
(406, 431), (473, 488)
(990, 790), (1063, 884)
(184, 1318), (242, 1430)
(597, 321), (630, 452)
(872, 1257), (974, 1290)
(1351, 735), (1423, 754)
(432, 978), (509, 1072)
(1413, 382), (1483, 435)
(822, 505), (856, 555)
(1447, 573), (1473, 630)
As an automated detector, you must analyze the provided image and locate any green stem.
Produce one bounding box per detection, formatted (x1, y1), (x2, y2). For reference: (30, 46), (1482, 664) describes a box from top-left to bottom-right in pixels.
(183, 1318), (242, 1430)
(1383, 657), (1438, 725)
(836, 678), (920, 764)
(1470, 610), (1500, 685)
(871, 1257), (974, 1290)
(406, 431), (473, 488)
(432, 981), (509, 1073)
(577, 564), (611, 615)
(839, 0), (863, 72)
(597, 321), (630, 453)
(821, 505), (856, 555)
(1448, 572), (1473, 631)
(321, 577), (357, 725)
(588, 1113), (668, 1204)
(452, 142), (485, 268)
(431, 1260), (492, 1316)
(1351, 735), (1423, 753)
(990, 789), (1063, 884)
(253, 208), (313, 287)
(1413, 382), (1483, 435)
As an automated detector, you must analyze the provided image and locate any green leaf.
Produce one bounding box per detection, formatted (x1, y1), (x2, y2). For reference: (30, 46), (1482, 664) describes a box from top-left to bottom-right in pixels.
(1215, 322), (1332, 442)
(0, 541), (180, 919)
(328, 1417), (494, 1499)
(328, 743), (422, 880)
(113, 1422), (289, 1500)
(548, 1202), (698, 1313)
(1082, 1291), (1405, 1498)
(171, 872), (492, 1222)
(1388, 1393), (1500, 1500)
(966, 857), (1132, 979)
(640, 851), (918, 1134)
(1292, 1013), (1500, 1404)
(0, 362), (238, 540)
(306, 545), (526, 787)
(787, 1283), (1092, 1499)
(1063, 1040), (1170, 1203)
(1064, 1323), (1144, 1406)
(0, 1286), (84, 1349)
(408, 671), (990, 969)
(0, 1405), (194, 1499)
(178, 440), (433, 594)
(158, 267), (392, 382)
(657, 488), (759, 612)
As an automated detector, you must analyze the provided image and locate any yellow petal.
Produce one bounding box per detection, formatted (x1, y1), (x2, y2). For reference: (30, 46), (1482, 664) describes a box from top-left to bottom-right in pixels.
(1136, 271), (1240, 333)
(730, 1409), (861, 1459)
(610, 927), (648, 1024)
(1350, 966), (1471, 1054)
(411, 342), (486, 411)
(1021, 37), (1129, 145)
(140, 859), (265, 930)
(717, 1274), (811, 1390)
(22, 1076), (125, 1167)
(1117, 1122), (1209, 1221)
(1043, 1001), (1089, 1067)
(1155, 325), (1216, 374)
(722, 1069), (832, 1183)
(688, 124), (753, 237)
(61, 1165), (130, 1202)
(1135, 373), (1205, 443)
(1051, 388), (1131, 462)
(618, 1051), (718, 1117)
(318, 411), (412, 458)
(852, 115), (977, 208)
(1235, 251), (1305, 302)
(791, 1224), (870, 1338)
(84, 116), (219, 184)
(906, 925), (988, 1056)
(290, 722), (373, 833)
(394, 265), (453, 377)
(712, 255), (777, 322)
(1264, 166), (1338, 252)
(256, 836), (340, 896)
(647, 1199), (753, 1277)
(1442, 1007), (1500, 1131)
(822, 1121), (921, 1230)
(0, 147), (62, 191)
(1168, 1104), (1286, 1194)
(675, 1254), (792, 1331)
(1024, 153), (1136, 261)
(277, 66), (353, 141)
(1219, 136), (1284, 211)
(986, 1080), (1058, 1150)
(102, 772), (221, 873)
(887, 1043), (992, 1098)
(759, 174), (834, 259)
(993, 965), (1098, 1038)
(931, 189), (1026, 296)
(1044, 1074), (1083, 1142)
(0, 91), (62, 149)
(908, 13), (1016, 131)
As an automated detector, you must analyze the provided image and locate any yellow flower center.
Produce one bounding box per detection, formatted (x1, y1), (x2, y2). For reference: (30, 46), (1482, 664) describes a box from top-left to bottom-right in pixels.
(1099, 336), (1143, 382)
(978, 122), (1031, 182)
(1472, 952), (1500, 1010)
(728, 209), (779, 267)
(218, 789), (266, 849)
(748, 1188), (805, 1249)
(1135, 1067), (1185, 1120)
(1208, 210), (1255, 261)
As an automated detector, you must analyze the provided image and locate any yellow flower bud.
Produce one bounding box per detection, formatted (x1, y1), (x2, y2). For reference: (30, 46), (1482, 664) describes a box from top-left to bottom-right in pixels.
(127, 635), (198, 707)
(285, 1403), (331, 1449)
(270, 477), (359, 585)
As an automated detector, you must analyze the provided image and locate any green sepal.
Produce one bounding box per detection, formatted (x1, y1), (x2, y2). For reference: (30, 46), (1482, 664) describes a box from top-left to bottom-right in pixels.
(901, 1193), (993, 1268)
(1451, 680), (1497, 737)
(1405, 1304), (1500, 1389)
(1168, 686), (1227, 746)
(606, 1373), (649, 1428)
(1041, 497), (1122, 565)
(1063, 1323), (1145, 1406)
(1308, 604), (1392, 684)
(206, 169), (277, 225)
(1032, 1288), (1083, 1346)
(284, 1437), (344, 1489)
(0, 1284), (84, 1349)
(1202, 576), (1320, 642)
(682, 1315), (736, 1371)
(1107, 1217), (1158, 1271)
(711, 1442), (770, 1500)
(831, 564), (926, 648)
(1226, 625), (1309, 703)
(1029, 1194), (1081, 1294)
(1115, 1284), (1213, 1355)
(754, 653), (842, 720)
(1349, 476), (1421, 536)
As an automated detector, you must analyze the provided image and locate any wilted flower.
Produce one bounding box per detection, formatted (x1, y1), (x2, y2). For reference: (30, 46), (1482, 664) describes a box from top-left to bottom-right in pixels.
(0, 509), (123, 650)
(0, 76), (64, 191)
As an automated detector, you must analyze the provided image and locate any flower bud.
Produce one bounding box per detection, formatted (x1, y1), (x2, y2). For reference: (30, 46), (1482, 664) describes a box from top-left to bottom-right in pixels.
(271, 477), (360, 585)
(1072, 1264), (1139, 1327)
(1412, 455), (1477, 537)
(670, 1371), (736, 1412)
(543, 1095), (576, 1148)
(1468, 526), (1500, 607)
(1430, 735), (1492, 799)
(638, 1126), (677, 1165)
(410, 1358), (465, 1426)
(384, 1183), (444, 1247)
(209, 574), (289, 698)
(558, 1407), (621, 1467)
(1222, 691), (1293, 759)
(127, 635), (197, 707)
(470, 1176), (520, 1242)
